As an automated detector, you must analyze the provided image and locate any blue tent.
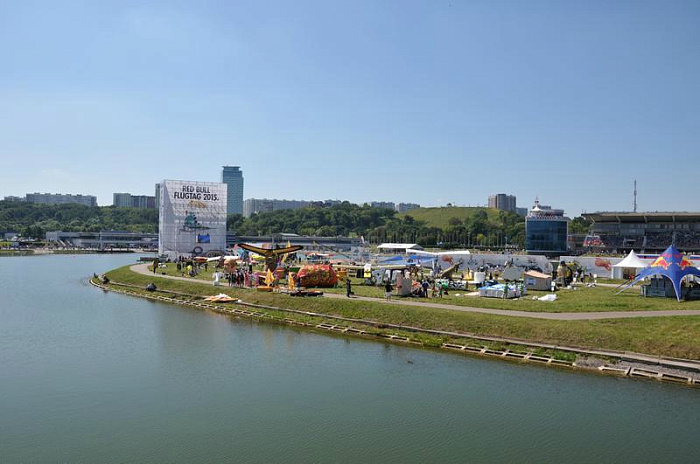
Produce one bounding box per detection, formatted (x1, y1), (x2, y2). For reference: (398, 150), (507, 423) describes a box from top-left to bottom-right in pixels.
(620, 244), (700, 301)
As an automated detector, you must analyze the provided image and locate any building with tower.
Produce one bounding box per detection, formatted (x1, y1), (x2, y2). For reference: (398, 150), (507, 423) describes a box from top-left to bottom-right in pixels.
(525, 198), (569, 255)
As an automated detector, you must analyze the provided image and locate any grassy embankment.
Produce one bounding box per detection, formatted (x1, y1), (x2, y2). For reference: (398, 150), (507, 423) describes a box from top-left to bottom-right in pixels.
(395, 206), (503, 229)
(105, 265), (700, 360)
(152, 263), (700, 314)
(0, 249), (33, 255)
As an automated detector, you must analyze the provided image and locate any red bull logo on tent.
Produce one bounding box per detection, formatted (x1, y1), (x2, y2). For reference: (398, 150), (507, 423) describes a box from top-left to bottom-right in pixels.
(650, 256), (671, 270)
(680, 256), (694, 270)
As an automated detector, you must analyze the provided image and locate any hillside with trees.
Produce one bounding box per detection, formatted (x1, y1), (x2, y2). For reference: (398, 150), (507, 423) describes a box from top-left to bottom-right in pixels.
(2, 200), (533, 248)
(0, 201), (158, 238)
(397, 206), (525, 248)
(228, 203), (526, 248)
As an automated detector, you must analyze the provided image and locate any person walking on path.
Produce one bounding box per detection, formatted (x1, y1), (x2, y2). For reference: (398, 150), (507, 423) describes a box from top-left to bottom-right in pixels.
(152, 257), (159, 274)
(384, 280), (393, 300)
(346, 277), (353, 298)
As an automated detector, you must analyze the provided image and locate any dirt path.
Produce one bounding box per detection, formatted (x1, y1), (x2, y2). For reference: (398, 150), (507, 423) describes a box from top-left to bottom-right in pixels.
(130, 264), (700, 321)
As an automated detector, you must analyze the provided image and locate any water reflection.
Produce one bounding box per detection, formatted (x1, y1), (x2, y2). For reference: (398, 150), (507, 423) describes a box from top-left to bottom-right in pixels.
(0, 254), (698, 463)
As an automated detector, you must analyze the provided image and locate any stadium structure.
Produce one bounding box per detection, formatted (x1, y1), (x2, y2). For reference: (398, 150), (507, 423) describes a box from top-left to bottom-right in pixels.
(582, 212), (700, 253)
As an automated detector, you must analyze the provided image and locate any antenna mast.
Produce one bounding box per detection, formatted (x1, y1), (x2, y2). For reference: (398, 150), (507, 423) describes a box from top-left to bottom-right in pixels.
(633, 179), (637, 213)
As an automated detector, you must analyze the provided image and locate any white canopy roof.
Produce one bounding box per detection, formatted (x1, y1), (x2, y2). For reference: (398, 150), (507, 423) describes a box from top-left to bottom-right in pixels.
(377, 243), (424, 251)
(613, 250), (648, 269)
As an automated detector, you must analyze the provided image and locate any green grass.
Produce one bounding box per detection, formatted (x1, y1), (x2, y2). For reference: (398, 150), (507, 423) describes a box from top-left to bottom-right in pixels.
(0, 249), (33, 255)
(396, 206), (503, 229)
(328, 277), (700, 313)
(150, 264), (700, 313)
(106, 265), (700, 360)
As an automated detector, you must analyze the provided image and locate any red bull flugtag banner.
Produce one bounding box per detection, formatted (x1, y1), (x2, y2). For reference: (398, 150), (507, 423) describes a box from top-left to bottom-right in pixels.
(158, 180), (228, 259)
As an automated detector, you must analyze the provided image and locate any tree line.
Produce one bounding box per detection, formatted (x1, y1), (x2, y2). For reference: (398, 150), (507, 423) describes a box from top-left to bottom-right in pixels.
(228, 202), (529, 248)
(0, 201), (158, 238)
(2, 200), (591, 249)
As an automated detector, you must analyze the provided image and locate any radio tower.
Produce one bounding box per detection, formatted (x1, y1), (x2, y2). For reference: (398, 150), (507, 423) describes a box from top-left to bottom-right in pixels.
(633, 179), (637, 213)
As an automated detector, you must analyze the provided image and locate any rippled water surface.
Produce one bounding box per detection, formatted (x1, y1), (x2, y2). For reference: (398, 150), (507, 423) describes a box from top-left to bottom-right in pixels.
(1, 254), (698, 462)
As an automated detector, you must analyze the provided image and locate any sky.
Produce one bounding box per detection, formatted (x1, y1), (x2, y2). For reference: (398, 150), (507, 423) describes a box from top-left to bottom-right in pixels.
(1, 0), (699, 216)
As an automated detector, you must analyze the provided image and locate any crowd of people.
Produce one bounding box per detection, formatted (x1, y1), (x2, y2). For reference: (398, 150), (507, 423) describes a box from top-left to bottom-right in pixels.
(588, 231), (700, 253)
(154, 255), (259, 287)
(224, 268), (252, 287)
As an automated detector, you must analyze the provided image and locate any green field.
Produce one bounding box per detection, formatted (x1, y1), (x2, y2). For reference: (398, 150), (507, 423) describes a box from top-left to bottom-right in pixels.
(327, 278), (700, 313)
(150, 263), (700, 314)
(107, 265), (700, 360)
(396, 206), (503, 229)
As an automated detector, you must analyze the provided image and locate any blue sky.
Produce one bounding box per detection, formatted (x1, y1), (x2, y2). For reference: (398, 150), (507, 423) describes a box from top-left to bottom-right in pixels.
(1, 0), (698, 215)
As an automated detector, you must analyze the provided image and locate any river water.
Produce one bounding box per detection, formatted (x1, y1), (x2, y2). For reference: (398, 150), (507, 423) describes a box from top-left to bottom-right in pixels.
(0, 254), (698, 462)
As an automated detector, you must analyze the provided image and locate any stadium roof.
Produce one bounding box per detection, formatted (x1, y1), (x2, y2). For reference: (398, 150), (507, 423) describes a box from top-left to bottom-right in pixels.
(583, 212), (700, 223)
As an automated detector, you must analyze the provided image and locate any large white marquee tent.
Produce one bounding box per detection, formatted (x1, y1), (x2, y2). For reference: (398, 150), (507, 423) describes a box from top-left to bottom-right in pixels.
(611, 250), (649, 279)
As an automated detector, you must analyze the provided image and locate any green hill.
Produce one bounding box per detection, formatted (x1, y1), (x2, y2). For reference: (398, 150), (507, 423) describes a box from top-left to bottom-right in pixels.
(397, 206), (505, 229)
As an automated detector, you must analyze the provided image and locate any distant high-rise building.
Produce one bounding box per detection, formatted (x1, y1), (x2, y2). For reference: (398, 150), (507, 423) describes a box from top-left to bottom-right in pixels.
(396, 203), (420, 213)
(155, 183), (161, 210)
(113, 193), (132, 208)
(488, 194), (517, 213)
(113, 193), (156, 209)
(25, 192), (97, 207)
(133, 195), (156, 209)
(370, 201), (396, 210)
(243, 198), (312, 218)
(3, 196), (25, 202)
(318, 199), (343, 207)
(222, 166), (244, 215)
(242, 198), (350, 217)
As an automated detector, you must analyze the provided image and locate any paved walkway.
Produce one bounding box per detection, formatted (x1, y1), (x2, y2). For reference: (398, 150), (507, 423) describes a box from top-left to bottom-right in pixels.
(131, 264), (700, 321)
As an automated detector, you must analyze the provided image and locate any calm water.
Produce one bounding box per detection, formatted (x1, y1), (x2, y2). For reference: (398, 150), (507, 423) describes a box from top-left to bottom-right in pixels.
(0, 254), (698, 463)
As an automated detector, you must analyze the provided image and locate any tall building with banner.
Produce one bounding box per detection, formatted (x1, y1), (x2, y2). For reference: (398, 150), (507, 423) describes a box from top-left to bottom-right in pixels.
(158, 180), (228, 259)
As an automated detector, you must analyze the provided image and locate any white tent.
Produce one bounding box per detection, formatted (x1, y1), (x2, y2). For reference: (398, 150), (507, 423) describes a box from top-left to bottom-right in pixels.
(377, 243), (424, 253)
(611, 250), (649, 279)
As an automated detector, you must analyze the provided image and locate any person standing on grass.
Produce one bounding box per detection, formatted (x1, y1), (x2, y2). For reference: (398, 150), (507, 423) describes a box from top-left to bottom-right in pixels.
(346, 277), (353, 298)
(152, 257), (159, 274)
(384, 280), (393, 300)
